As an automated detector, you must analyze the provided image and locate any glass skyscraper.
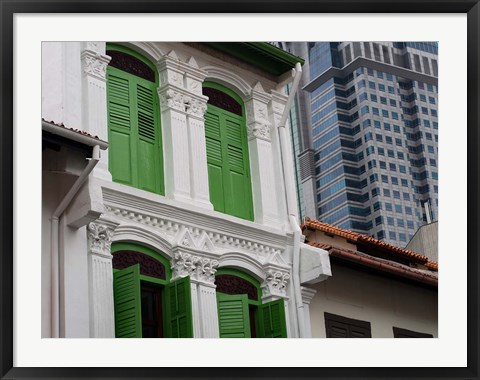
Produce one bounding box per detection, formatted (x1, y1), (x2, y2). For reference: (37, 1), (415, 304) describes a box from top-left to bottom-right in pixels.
(282, 42), (438, 247)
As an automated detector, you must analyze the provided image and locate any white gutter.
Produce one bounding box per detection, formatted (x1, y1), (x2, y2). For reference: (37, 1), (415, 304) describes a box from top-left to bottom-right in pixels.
(277, 62), (306, 337)
(50, 145), (101, 337)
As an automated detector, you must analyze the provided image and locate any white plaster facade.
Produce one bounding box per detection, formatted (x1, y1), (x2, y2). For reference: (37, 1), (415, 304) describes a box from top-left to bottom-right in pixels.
(307, 263), (438, 338)
(41, 41), (332, 338)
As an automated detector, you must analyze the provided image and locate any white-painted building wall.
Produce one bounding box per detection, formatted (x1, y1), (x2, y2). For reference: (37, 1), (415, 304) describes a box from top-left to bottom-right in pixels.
(41, 41), (332, 338)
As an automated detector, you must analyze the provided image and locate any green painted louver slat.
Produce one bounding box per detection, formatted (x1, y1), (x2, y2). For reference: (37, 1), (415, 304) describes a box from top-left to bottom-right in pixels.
(113, 264), (142, 338)
(204, 83), (253, 221)
(168, 277), (193, 338)
(217, 293), (251, 338)
(260, 299), (287, 338)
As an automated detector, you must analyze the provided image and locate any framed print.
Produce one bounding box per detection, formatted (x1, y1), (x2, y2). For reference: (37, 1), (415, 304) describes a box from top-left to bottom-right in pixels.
(1, 1), (479, 379)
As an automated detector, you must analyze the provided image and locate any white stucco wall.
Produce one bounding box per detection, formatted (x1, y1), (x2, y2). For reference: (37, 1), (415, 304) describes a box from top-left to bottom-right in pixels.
(308, 263), (438, 338)
(42, 41), (330, 338)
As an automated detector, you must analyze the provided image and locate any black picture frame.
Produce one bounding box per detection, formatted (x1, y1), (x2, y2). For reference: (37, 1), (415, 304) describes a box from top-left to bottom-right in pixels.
(1, 1), (479, 379)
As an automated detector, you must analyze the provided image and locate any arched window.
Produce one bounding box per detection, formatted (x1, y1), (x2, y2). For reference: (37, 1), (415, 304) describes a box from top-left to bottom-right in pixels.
(202, 82), (254, 221)
(111, 243), (192, 338)
(106, 44), (164, 195)
(215, 268), (287, 338)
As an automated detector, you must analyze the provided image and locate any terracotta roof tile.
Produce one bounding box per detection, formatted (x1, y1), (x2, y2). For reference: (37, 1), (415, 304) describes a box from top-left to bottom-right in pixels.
(307, 241), (438, 287)
(42, 118), (101, 140)
(302, 219), (430, 264)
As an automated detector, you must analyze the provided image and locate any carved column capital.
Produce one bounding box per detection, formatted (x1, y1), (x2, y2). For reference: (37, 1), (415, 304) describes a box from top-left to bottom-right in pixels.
(81, 50), (111, 81)
(87, 222), (114, 257)
(246, 98), (272, 142)
(171, 252), (219, 284)
(262, 269), (291, 299)
(158, 88), (187, 113)
(247, 123), (272, 142)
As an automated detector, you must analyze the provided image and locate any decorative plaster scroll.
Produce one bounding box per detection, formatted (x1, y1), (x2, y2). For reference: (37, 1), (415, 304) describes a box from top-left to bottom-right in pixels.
(246, 97), (272, 142)
(185, 97), (208, 118)
(262, 269), (291, 298)
(87, 222), (114, 257)
(158, 88), (208, 117)
(172, 252), (219, 283)
(158, 88), (186, 113)
(247, 123), (272, 142)
(81, 51), (111, 81)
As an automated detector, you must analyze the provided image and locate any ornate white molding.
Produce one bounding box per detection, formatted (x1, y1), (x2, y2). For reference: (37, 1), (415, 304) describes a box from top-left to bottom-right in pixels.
(87, 222), (114, 257)
(104, 204), (285, 261)
(247, 123), (272, 142)
(158, 88), (186, 113)
(81, 51), (111, 81)
(301, 286), (317, 305)
(262, 269), (291, 298)
(171, 252), (219, 284)
(202, 65), (251, 97)
(185, 96), (208, 118)
(270, 90), (288, 127)
(246, 93), (272, 142)
(158, 87), (208, 117)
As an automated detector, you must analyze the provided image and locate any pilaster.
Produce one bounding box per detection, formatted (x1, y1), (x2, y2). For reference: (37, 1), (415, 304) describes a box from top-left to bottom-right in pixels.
(81, 42), (112, 181)
(157, 52), (212, 210)
(171, 250), (220, 338)
(184, 57), (213, 210)
(301, 286), (317, 338)
(87, 219), (117, 338)
(245, 82), (280, 228)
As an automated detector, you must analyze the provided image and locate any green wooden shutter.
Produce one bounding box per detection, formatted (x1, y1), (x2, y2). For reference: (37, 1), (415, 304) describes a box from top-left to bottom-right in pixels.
(168, 276), (193, 338)
(107, 69), (134, 186)
(204, 102), (253, 221)
(260, 299), (287, 338)
(205, 109), (226, 212)
(113, 264), (142, 338)
(135, 82), (163, 194)
(217, 293), (251, 338)
(107, 66), (164, 195)
(224, 114), (253, 220)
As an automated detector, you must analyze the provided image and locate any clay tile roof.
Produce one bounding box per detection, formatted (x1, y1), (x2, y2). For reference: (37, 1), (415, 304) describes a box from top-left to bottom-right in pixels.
(301, 219), (433, 265)
(306, 241), (438, 287)
(425, 261), (439, 271)
(42, 118), (101, 140)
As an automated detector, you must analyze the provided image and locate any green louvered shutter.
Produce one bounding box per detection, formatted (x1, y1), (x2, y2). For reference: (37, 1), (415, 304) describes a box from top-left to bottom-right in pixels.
(107, 66), (163, 195)
(135, 82), (163, 194)
(205, 108), (226, 213)
(217, 293), (251, 338)
(204, 103), (253, 221)
(113, 264), (142, 338)
(107, 69), (134, 186)
(224, 113), (253, 220)
(168, 277), (193, 338)
(260, 299), (287, 338)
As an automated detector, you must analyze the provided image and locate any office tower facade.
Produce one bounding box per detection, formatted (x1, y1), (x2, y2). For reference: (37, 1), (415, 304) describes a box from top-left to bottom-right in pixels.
(286, 42), (439, 247)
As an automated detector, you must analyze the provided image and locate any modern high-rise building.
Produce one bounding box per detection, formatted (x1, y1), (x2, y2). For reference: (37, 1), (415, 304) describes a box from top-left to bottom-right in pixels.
(281, 42), (439, 247)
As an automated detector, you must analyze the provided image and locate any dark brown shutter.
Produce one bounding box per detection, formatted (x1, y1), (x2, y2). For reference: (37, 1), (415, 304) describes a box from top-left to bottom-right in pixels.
(324, 312), (372, 338)
(393, 327), (433, 338)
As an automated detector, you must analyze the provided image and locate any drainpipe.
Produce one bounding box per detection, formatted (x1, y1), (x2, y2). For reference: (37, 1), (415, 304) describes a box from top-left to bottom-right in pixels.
(50, 145), (100, 337)
(277, 63), (306, 337)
